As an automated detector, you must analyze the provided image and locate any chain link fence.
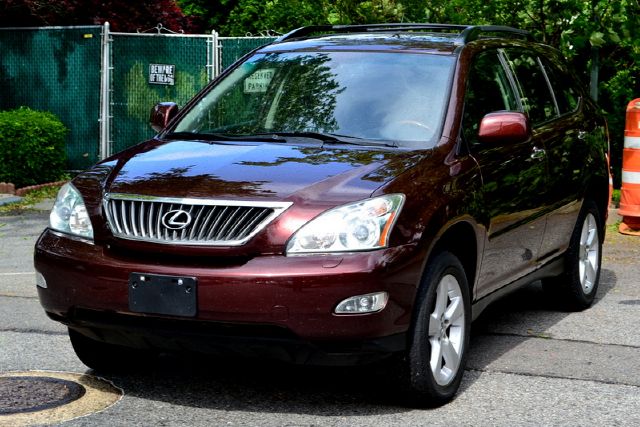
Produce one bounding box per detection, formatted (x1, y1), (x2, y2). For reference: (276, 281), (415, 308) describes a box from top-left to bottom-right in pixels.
(0, 25), (274, 171)
(0, 26), (102, 170)
(219, 37), (276, 71)
(109, 32), (213, 155)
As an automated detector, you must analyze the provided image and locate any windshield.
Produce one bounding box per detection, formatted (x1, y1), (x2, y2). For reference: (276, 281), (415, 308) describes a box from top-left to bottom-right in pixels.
(173, 51), (454, 148)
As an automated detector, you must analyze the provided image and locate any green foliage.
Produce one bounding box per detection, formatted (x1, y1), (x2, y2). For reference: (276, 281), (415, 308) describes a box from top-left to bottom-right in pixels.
(0, 107), (68, 188)
(179, 0), (638, 184)
(612, 188), (621, 207)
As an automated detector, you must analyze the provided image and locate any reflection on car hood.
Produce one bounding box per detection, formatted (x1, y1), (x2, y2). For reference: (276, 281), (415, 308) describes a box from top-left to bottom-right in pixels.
(106, 140), (428, 203)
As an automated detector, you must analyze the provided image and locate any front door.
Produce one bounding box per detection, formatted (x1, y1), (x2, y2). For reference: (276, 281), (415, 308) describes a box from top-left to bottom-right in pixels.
(462, 50), (547, 298)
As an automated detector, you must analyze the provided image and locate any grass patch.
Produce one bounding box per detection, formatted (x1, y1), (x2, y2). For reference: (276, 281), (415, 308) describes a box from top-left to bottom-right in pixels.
(607, 220), (622, 234)
(612, 189), (621, 207)
(0, 184), (62, 215)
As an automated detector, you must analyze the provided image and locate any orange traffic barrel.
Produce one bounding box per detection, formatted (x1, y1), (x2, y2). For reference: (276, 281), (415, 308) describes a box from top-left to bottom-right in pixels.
(619, 98), (640, 235)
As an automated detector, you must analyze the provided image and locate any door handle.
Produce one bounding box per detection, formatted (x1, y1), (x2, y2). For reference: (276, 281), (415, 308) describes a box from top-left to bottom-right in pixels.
(530, 147), (546, 160)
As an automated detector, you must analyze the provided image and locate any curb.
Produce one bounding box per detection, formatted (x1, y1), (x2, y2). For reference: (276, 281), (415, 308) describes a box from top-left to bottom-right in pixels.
(0, 195), (23, 207)
(15, 181), (67, 197)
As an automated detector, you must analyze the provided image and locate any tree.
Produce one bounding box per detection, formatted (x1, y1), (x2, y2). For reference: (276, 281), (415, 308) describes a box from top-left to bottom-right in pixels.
(176, 0), (237, 33)
(178, 0), (406, 35)
(0, 0), (195, 33)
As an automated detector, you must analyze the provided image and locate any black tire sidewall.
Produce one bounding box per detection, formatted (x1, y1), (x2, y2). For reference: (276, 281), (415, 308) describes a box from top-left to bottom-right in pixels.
(405, 251), (471, 404)
(68, 328), (152, 372)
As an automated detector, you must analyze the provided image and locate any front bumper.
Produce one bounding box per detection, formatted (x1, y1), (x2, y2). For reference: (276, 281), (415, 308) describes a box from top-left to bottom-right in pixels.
(35, 230), (423, 363)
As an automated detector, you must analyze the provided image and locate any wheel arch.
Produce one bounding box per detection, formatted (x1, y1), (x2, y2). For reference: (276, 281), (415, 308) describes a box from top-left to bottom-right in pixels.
(426, 218), (481, 300)
(584, 174), (609, 238)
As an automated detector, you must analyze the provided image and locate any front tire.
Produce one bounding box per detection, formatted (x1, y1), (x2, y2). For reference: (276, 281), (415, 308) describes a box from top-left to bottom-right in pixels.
(398, 251), (471, 407)
(69, 328), (155, 373)
(543, 199), (602, 311)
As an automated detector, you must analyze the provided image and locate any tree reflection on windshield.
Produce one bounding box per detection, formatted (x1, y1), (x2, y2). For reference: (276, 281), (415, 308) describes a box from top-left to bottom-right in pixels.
(262, 53), (344, 134)
(174, 50), (454, 148)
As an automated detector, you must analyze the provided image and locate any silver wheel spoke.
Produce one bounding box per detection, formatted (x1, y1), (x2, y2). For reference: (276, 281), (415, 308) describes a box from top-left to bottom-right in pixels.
(445, 297), (463, 324)
(585, 257), (596, 288)
(441, 338), (460, 372)
(428, 273), (465, 386)
(586, 226), (596, 247)
(429, 338), (443, 373)
(428, 313), (440, 336)
(580, 221), (589, 246)
(434, 281), (448, 318)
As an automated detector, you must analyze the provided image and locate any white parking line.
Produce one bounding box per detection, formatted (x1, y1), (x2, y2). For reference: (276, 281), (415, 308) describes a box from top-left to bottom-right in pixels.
(0, 272), (34, 276)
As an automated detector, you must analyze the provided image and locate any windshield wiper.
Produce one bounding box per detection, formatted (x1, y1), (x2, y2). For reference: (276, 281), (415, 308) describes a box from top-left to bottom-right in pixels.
(164, 131), (396, 147)
(163, 131), (287, 143)
(251, 131), (396, 147)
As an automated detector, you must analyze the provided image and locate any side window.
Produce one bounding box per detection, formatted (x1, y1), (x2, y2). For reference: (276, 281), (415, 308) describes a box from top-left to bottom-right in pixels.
(503, 49), (557, 124)
(539, 57), (580, 115)
(463, 51), (518, 144)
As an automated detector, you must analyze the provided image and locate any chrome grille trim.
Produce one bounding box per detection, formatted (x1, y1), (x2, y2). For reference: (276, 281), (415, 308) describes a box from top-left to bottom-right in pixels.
(103, 194), (292, 246)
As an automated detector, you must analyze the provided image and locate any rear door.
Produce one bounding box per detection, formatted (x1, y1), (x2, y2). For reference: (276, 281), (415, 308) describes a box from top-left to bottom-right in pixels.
(502, 48), (598, 262)
(534, 54), (604, 259)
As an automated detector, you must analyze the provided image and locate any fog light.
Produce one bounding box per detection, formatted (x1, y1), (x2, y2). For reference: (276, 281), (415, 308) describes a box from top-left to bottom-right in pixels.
(35, 271), (47, 289)
(335, 292), (388, 314)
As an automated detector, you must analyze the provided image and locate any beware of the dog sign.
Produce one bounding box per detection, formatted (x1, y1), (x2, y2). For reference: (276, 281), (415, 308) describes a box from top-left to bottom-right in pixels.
(149, 64), (175, 85)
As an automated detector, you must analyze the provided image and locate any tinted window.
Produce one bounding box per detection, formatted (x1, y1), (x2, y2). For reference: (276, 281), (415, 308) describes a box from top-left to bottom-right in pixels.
(503, 49), (557, 124)
(174, 51), (455, 148)
(463, 51), (518, 144)
(539, 57), (580, 115)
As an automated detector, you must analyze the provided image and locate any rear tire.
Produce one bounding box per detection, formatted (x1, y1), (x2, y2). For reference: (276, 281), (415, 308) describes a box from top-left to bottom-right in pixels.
(69, 328), (155, 373)
(397, 251), (471, 407)
(542, 199), (602, 311)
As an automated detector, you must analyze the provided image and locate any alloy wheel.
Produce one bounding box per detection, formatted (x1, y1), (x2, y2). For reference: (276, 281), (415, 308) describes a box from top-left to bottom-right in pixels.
(427, 274), (466, 386)
(579, 212), (599, 295)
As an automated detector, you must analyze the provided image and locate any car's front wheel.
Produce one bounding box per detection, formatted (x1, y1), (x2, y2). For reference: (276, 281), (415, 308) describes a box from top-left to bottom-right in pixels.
(69, 328), (155, 373)
(398, 251), (470, 407)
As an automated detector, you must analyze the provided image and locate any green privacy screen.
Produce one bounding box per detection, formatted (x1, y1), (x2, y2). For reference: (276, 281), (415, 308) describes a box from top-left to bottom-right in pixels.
(0, 26), (102, 170)
(109, 34), (211, 155)
(0, 27), (275, 170)
(110, 35), (275, 155)
(219, 37), (275, 70)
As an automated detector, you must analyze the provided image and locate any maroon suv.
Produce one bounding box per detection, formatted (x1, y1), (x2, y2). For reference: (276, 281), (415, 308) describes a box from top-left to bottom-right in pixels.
(35, 24), (610, 405)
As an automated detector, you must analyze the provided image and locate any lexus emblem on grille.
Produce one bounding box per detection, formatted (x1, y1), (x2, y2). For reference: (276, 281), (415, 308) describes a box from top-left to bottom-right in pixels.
(162, 210), (192, 230)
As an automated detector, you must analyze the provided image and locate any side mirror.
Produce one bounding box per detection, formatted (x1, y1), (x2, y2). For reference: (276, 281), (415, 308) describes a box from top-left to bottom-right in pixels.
(149, 102), (179, 133)
(478, 111), (531, 145)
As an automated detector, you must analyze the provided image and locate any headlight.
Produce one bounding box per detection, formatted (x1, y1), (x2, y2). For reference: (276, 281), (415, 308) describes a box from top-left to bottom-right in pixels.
(50, 183), (94, 239)
(286, 194), (404, 255)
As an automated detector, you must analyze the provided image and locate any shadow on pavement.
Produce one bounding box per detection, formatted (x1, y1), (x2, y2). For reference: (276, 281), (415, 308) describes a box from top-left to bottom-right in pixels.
(95, 354), (413, 414)
(86, 269), (616, 412)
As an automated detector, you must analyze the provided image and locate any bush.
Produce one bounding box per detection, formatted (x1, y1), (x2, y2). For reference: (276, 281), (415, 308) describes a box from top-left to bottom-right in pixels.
(0, 107), (68, 188)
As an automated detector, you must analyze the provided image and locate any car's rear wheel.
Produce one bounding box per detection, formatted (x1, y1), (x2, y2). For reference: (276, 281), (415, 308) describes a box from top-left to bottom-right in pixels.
(69, 328), (155, 373)
(398, 251), (470, 407)
(543, 199), (602, 311)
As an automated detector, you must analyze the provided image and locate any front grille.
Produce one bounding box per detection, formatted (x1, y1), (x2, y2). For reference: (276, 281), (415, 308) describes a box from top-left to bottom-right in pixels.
(104, 194), (291, 246)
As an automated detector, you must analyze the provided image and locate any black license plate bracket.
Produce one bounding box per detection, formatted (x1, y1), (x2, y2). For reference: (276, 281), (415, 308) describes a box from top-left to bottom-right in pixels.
(129, 273), (197, 317)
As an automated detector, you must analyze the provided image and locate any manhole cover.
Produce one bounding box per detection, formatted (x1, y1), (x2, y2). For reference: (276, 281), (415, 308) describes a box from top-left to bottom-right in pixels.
(0, 376), (86, 415)
(0, 372), (122, 427)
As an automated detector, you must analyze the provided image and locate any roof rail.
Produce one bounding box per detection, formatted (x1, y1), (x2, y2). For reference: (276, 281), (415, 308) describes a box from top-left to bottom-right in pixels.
(459, 25), (532, 43)
(275, 23), (532, 44)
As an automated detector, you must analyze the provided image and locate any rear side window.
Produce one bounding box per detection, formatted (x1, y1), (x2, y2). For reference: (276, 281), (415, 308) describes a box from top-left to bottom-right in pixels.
(463, 51), (519, 144)
(503, 49), (557, 124)
(539, 57), (580, 115)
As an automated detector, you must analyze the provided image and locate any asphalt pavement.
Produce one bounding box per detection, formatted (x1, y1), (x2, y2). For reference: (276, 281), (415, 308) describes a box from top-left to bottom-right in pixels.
(1, 207), (639, 426)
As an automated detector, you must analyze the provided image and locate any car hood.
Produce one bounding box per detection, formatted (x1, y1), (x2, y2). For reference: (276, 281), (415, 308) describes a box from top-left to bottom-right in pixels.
(105, 139), (428, 204)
